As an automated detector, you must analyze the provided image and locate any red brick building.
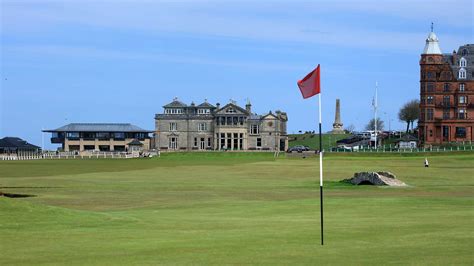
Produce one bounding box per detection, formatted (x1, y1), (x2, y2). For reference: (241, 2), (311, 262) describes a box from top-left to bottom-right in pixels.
(419, 30), (474, 145)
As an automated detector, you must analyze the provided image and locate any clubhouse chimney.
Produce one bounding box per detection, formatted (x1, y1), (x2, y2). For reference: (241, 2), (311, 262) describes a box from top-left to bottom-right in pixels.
(245, 99), (252, 113)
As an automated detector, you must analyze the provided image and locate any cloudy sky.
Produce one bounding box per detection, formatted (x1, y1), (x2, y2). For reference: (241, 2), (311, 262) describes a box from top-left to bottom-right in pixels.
(1, 0), (473, 148)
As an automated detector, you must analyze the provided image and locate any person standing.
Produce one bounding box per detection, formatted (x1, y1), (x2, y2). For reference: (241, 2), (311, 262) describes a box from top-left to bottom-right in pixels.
(424, 158), (429, 168)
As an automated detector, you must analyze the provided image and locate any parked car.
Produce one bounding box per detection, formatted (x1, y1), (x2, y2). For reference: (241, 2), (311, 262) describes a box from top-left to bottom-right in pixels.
(287, 145), (310, 153)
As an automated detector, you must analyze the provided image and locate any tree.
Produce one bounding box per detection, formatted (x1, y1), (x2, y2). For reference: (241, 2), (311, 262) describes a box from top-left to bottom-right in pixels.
(365, 118), (384, 131)
(344, 124), (356, 134)
(398, 99), (420, 133)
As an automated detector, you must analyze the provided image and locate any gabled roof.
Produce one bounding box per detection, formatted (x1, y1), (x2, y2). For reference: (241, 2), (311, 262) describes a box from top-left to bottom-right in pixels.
(197, 102), (215, 108)
(215, 103), (248, 115)
(43, 123), (152, 133)
(163, 100), (187, 108)
(0, 137), (40, 150)
(262, 111), (278, 119)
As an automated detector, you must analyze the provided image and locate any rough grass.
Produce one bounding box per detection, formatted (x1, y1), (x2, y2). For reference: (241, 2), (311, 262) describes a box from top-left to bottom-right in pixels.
(289, 133), (349, 150)
(0, 152), (473, 265)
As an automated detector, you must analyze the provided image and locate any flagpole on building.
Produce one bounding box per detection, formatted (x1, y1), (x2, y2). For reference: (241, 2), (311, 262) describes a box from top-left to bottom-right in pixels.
(318, 93), (324, 246)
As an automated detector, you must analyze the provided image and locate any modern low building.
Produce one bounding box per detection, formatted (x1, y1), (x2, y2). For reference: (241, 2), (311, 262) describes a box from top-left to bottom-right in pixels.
(418, 28), (474, 145)
(43, 123), (152, 152)
(155, 99), (288, 151)
(0, 137), (41, 154)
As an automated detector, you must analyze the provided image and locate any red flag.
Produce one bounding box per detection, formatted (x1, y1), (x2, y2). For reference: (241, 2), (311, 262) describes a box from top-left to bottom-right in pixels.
(297, 65), (321, 99)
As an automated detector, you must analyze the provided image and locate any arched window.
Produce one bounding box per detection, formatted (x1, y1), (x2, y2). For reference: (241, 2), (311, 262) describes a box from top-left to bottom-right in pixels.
(459, 57), (467, 67)
(459, 68), (467, 79)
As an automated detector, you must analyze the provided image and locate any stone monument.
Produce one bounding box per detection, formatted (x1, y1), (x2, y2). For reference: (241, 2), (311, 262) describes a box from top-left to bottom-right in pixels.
(331, 99), (344, 134)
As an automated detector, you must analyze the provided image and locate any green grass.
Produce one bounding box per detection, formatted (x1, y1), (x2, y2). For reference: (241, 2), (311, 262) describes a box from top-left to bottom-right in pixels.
(289, 133), (349, 150)
(1, 152), (473, 265)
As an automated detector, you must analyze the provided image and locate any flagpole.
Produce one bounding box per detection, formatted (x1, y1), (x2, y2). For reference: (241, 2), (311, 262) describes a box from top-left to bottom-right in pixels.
(374, 82), (378, 148)
(318, 93), (324, 246)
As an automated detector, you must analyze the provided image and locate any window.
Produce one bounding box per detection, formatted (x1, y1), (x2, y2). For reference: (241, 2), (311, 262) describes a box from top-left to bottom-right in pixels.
(198, 123), (207, 131)
(256, 138), (262, 148)
(251, 124), (259, 135)
(427, 96), (434, 104)
(459, 96), (467, 104)
(169, 122), (177, 131)
(194, 137), (198, 147)
(165, 109), (183, 114)
(225, 108), (236, 113)
(420, 83), (425, 92)
(420, 96), (425, 104)
(459, 57), (467, 67)
(443, 96), (450, 106)
(455, 127), (466, 138)
(220, 117), (226, 125)
(458, 109), (466, 119)
(198, 109), (210, 114)
(427, 109), (434, 120)
(461, 49), (468, 56)
(443, 83), (450, 92)
(443, 109), (450, 119)
(459, 68), (466, 79)
(459, 83), (465, 92)
(66, 132), (80, 139)
(441, 71), (451, 80)
(426, 72), (435, 79)
(207, 138), (211, 147)
(97, 132), (110, 140)
(427, 83), (434, 92)
(114, 132), (125, 140)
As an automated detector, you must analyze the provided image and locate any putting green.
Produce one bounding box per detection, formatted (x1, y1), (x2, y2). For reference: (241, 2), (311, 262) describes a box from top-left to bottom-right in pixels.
(1, 152), (473, 265)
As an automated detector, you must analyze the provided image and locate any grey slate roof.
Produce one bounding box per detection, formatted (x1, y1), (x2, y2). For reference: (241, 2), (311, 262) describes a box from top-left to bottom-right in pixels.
(197, 102), (215, 108)
(443, 44), (474, 81)
(43, 123), (152, 133)
(127, 139), (144, 145)
(0, 137), (41, 150)
(163, 100), (187, 108)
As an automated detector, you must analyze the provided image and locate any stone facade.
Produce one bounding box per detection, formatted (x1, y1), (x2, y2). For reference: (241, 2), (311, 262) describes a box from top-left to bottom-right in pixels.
(155, 99), (288, 151)
(418, 30), (474, 145)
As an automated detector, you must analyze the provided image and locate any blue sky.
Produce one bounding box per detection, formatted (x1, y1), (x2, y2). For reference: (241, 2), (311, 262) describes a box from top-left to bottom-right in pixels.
(1, 0), (473, 148)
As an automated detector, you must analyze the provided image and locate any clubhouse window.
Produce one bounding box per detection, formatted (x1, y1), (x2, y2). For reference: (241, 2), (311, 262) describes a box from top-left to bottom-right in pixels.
(458, 109), (466, 119)
(169, 122), (177, 131)
(198, 109), (210, 114)
(225, 108), (236, 114)
(459, 83), (465, 92)
(207, 138), (211, 147)
(250, 124), (259, 135)
(194, 137), (198, 147)
(256, 138), (262, 148)
(198, 123), (207, 131)
(459, 96), (467, 104)
(165, 109), (183, 114)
